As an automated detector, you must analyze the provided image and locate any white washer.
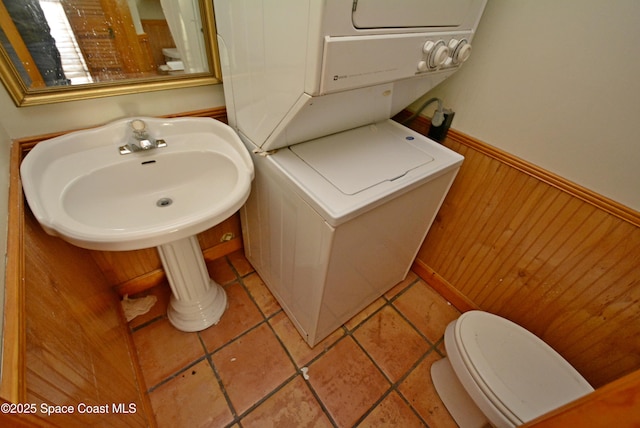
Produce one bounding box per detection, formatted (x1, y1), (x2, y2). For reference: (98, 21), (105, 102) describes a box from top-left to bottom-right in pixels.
(241, 120), (462, 345)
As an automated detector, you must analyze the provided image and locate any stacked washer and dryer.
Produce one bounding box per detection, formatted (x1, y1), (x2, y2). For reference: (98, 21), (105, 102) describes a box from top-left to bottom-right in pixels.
(213, 0), (487, 346)
(213, 4), (599, 427)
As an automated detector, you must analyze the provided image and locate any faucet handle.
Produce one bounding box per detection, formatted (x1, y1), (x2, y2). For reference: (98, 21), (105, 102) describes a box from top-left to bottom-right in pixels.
(131, 119), (146, 132)
(119, 120), (167, 154)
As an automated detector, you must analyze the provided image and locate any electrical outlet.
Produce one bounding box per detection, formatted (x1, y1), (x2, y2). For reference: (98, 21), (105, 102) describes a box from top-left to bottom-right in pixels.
(220, 232), (234, 242)
(427, 110), (455, 143)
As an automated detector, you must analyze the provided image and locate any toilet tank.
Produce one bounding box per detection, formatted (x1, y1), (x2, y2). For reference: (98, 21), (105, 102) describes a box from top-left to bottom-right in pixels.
(214, 0), (487, 151)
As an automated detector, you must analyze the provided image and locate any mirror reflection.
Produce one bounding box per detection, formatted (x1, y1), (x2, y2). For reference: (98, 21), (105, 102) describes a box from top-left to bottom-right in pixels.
(0, 0), (211, 91)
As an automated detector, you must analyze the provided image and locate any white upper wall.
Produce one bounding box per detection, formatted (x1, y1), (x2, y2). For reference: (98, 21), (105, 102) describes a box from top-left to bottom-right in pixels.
(417, 0), (640, 212)
(0, 84), (225, 139)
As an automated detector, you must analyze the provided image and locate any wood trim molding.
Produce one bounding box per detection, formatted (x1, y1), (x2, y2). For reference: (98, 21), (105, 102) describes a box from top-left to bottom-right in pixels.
(396, 112), (640, 228)
(13, 106), (229, 152)
(165, 106), (228, 121)
(521, 369), (640, 427)
(1, 140), (26, 402)
(411, 259), (479, 313)
(448, 128), (640, 228)
(202, 236), (243, 261)
(115, 269), (167, 297)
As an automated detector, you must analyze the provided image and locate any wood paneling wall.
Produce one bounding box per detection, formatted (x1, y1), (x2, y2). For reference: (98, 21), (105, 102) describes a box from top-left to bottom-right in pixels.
(22, 209), (152, 427)
(399, 113), (640, 388)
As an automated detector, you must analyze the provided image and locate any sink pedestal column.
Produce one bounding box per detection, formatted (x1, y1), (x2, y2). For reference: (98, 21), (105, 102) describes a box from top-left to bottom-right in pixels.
(157, 236), (228, 332)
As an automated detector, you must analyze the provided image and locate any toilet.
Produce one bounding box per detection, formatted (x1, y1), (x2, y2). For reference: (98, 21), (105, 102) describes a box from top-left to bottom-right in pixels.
(431, 311), (594, 428)
(158, 47), (184, 74)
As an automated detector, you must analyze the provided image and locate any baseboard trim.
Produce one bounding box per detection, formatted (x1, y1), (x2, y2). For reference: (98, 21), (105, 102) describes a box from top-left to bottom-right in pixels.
(1, 140), (26, 401)
(411, 259), (479, 313)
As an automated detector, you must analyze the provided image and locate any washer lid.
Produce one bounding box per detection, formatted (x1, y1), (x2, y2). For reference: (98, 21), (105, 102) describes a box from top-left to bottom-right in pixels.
(456, 311), (594, 424)
(289, 123), (434, 195)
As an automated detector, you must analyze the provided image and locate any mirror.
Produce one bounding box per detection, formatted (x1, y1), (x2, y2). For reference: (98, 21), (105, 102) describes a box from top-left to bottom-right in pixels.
(0, 0), (220, 106)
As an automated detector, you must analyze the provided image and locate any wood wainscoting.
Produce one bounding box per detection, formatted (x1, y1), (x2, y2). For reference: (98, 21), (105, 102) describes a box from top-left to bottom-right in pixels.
(1, 107), (239, 426)
(4, 106), (638, 425)
(395, 111), (640, 389)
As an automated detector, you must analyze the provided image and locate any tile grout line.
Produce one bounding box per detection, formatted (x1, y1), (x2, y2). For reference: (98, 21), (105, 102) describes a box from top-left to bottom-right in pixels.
(201, 352), (241, 427)
(134, 255), (309, 425)
(286, 276), (419, 427)
(344, 276), (447, 427)
(348, 301), (441, 427)
(144, 355), (209, 393)
(265, 313), (342, 427)
(231, 255), (341, 427)
(129, 313), (166, 333)
(136, 255), (454, 427)
(203, 255), (305, 426)
(137, 255), (268, 427)
(260, 273), (442, 427)
(197, 255), (267, 427)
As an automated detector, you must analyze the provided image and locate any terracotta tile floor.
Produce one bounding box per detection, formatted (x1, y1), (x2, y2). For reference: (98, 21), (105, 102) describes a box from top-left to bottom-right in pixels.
(130, 250), (461, 427)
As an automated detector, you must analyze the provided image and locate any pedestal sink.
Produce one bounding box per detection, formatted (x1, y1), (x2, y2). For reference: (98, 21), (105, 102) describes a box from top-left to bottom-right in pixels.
(20, 116), (254, 332)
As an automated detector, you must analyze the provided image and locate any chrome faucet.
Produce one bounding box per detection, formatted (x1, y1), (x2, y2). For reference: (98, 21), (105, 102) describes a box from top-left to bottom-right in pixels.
(119, 119), (167, 154)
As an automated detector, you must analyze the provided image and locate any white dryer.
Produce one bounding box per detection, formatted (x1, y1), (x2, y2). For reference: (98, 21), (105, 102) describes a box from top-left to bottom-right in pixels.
(214, 0), (487, 346)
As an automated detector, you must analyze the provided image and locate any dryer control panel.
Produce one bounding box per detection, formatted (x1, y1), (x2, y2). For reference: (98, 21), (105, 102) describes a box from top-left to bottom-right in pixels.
(319, 31), (475, 94)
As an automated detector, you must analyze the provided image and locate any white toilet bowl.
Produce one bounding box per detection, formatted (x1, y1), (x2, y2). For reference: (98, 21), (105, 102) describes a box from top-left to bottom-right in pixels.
(431, 311), (594, 428)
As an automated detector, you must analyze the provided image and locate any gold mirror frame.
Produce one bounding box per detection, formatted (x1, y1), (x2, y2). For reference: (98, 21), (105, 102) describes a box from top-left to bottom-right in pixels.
(0, 1), (220, 107)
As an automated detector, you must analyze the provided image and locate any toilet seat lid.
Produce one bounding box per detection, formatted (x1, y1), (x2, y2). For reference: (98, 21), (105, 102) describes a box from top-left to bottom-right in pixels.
(455, 311), (594, 424)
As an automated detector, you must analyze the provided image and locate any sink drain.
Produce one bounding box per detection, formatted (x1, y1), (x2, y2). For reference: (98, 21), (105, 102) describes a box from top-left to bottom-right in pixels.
(156, 197), (173, 207)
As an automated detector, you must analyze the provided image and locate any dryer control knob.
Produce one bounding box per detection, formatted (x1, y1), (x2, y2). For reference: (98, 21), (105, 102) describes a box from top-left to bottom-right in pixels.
(417, 60), (428, 72)
(423, 41), (435, 54)
(425, 41), (449, 69)
(449, 39), (472, 64)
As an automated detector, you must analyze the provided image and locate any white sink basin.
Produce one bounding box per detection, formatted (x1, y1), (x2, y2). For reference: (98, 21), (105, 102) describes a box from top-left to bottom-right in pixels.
(21, 116), (254, 251)
(21, 116), (255, 332)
